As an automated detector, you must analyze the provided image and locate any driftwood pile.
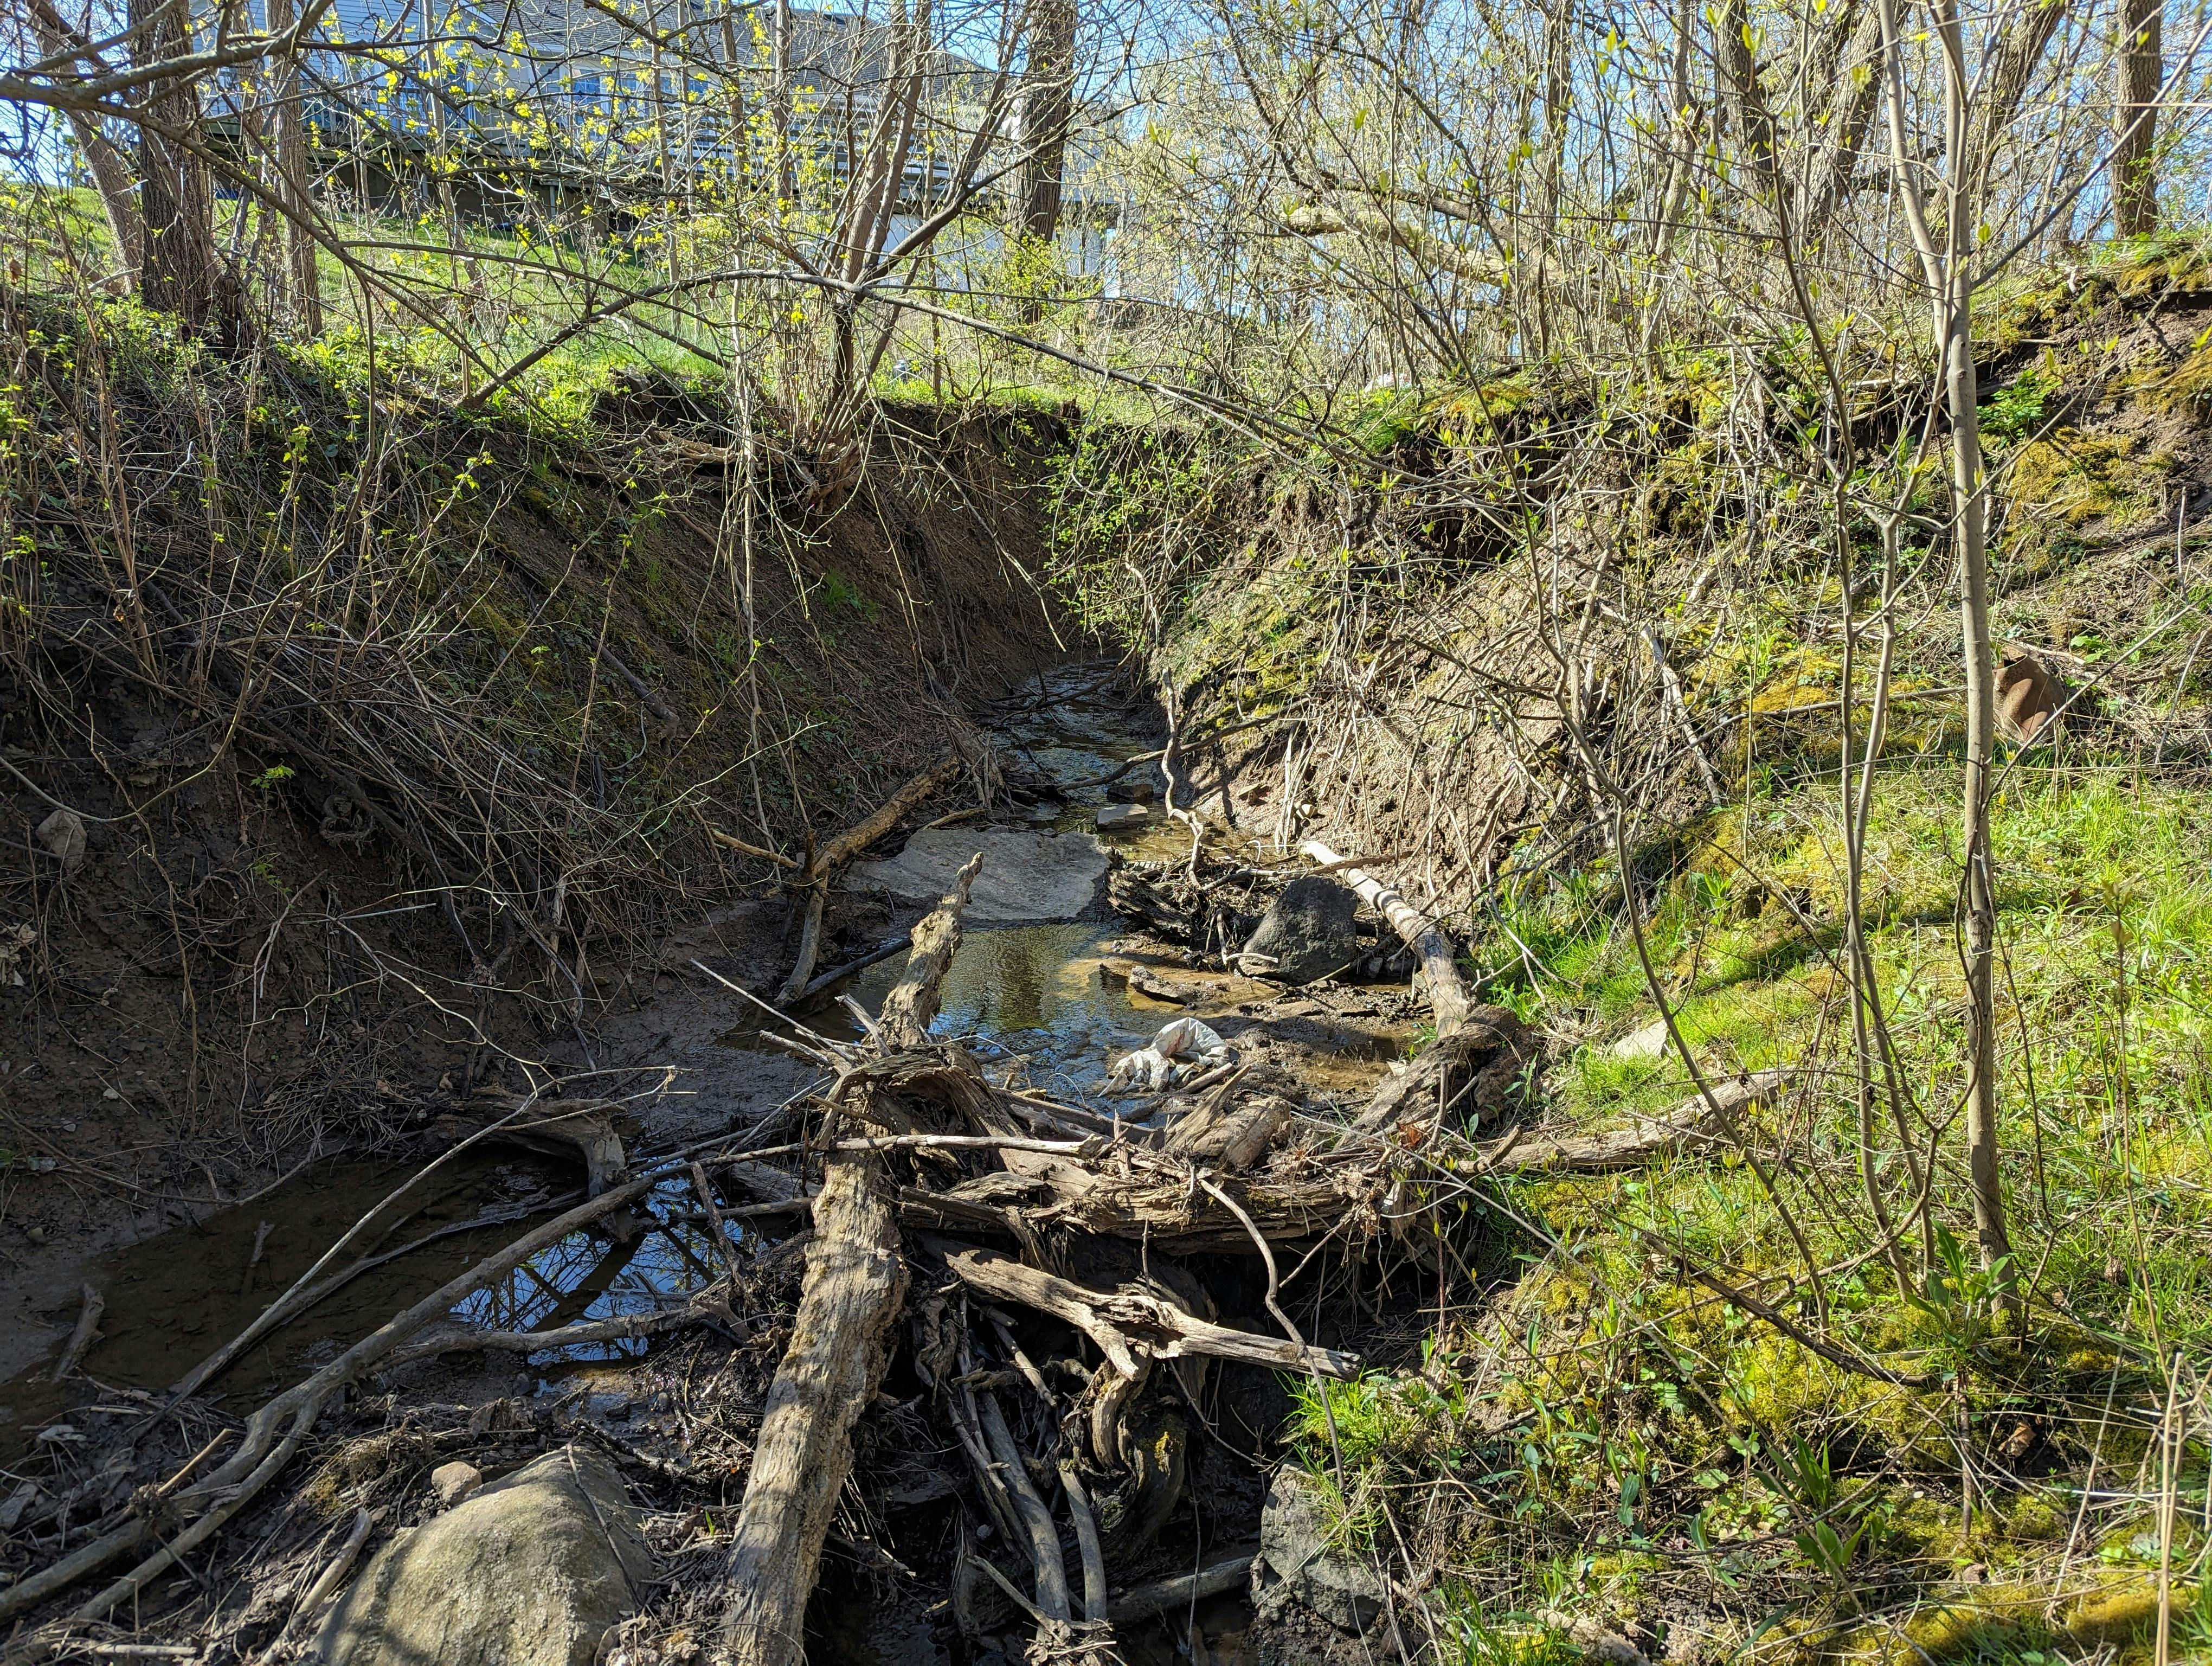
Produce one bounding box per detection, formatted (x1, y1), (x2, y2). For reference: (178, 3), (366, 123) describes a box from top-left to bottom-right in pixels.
(696, 847), (1749, 1666)
(0, 839), (1769, 1665)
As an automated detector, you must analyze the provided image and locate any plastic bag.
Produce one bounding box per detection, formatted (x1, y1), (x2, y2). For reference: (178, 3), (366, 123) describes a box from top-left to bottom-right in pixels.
(1107, 1017), (1231, 1091)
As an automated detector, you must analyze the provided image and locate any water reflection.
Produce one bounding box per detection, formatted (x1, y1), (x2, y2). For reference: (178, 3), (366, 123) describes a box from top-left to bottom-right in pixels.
(454, 1180), (726, 1364)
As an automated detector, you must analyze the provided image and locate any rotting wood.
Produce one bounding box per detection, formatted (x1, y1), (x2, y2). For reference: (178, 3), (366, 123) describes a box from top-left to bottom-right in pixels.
(1300, 838), (1470, 1035)
(943, 1245), (1361, 1378)
(432, 1099), (629, 1197)
(718, 1159), (906, 1666)
(1165, 1087), (1288, 1169)
(718, 853), (982, 1666)
(1347, 1011), (1534, 1137)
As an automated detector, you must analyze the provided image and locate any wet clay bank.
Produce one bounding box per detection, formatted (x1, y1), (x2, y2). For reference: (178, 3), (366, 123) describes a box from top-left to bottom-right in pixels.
(0, 663), (1548, 1666)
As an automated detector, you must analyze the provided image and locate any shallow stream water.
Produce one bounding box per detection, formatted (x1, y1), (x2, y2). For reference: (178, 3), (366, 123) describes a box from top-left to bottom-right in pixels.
(0, 668), (1188, 1441)
(1, 664), (1374, 1665)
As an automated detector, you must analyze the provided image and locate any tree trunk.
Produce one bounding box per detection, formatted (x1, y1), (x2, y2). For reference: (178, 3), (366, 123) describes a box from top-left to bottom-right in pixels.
(1876, 0), (2015, 1297)
(262, 0), (323, 333)
(1016, 0), (1076, 242)
(133, 0), (227, 334)
(1949, 278), (2011, 1286)
(23, 0), (145, 286)
(2114, 0), (2161, 235)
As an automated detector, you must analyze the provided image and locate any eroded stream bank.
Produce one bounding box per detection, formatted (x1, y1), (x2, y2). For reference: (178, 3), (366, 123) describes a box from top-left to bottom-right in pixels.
(0, 662), (1506, 1666)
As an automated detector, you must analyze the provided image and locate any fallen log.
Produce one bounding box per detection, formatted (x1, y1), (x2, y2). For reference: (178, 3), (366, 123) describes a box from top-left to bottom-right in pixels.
(430, 1099), (629, 1197)
(943, 1245), (1360, 1379)
(1300, 840), (1470, 1036)
(1486, 1072), (1785, 1173)
(719, 854), (982, 1666)
(718, 1157), (907, 1666)
(1107, 1549), (1259, 1622)
(809, 754), (964, 881)
(775, 753), (966, 1001)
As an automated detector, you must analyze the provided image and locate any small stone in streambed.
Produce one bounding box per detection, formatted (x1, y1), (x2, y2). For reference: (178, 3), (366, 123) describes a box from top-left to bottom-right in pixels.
(1095, 803), (1156, 831)
(1105, 774), (1159, 804)
(319, 1445), (652, 1666)
(1240, 877), (1358, 985)
(430, 1461), (483, 1507)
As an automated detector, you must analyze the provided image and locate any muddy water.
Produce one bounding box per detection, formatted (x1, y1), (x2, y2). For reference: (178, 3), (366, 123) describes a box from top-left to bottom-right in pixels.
(0, 1154), (731, 1445)
(0, 668), (1180, 1436)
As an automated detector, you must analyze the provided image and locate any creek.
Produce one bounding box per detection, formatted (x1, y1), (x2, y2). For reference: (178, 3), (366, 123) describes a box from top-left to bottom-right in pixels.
(0, 665), (1401, 1666)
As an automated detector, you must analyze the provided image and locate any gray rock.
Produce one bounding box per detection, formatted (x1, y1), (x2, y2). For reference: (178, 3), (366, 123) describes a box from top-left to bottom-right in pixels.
(848, 828), (1109, 923)
(1241, 878), (1359, 985)
(1095, 803), (1156, 831)
(1105, 774), (1159, 804)
(1255, 1466), (1385, 1632)
(317, 1446), (652, 1666)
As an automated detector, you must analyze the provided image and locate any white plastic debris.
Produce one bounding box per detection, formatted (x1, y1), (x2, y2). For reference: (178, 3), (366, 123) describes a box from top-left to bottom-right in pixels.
(1107, 1017), (1231, 1092)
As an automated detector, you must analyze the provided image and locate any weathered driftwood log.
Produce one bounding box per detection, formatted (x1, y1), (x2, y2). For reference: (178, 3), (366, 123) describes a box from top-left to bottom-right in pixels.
(1106, 1550), (1259, 1622)
(431, 1099), (629, 1196)
(1347, 1011), (1533, 1137)
(719, 853), (982, 1666)
(943, 1246), (1360, 1379)
(1486, 1072), (1785, 1173)
(810, 754), (965, 881)
(1301, 840), (1470, 1036)
(718, 1158), (906, 1666)
(1165, 1090), (1289, 1169)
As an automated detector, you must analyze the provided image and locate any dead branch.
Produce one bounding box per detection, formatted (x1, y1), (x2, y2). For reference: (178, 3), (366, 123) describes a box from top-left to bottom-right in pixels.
(943, 1245), (1361, 1379)
(1301, 840), (1470, 1035)
(49, 1283), (104, 1383)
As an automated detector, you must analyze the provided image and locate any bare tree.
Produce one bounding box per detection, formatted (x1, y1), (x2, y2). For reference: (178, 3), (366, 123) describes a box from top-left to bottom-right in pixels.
(2115, 0), (2161, 233)
(1016, 0), (1075, 241)
(23, 0), (145, 285)
(131, 0), (229, 333)
(1874, 0), (2014, 1290)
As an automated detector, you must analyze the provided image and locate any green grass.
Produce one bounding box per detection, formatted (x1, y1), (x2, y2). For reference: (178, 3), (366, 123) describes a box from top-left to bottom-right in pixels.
(1279, 758), (2212, 1661)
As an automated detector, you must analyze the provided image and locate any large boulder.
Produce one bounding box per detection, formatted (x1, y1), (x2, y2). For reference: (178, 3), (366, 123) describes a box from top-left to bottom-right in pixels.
(1240, 878), (1359, 985)
(1253, 1466), (1386, 1633)
(316, 1446), (653, 1666)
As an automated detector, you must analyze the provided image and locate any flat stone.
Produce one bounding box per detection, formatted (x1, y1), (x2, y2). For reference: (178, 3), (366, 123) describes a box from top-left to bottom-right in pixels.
(1241, 877), (1359, 985)
(847, 827), (1109, 924)
(430, 1460), (482, 1507)
(1095, 803), (1156, 831)
(317, 1446), (652, 1666)
(1105, 774), (1160, 804)
(1613, 1018), (1671, 1060)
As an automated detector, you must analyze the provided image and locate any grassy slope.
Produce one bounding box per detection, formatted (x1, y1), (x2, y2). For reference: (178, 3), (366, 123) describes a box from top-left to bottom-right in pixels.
(1220, 240), (2212, 1666)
